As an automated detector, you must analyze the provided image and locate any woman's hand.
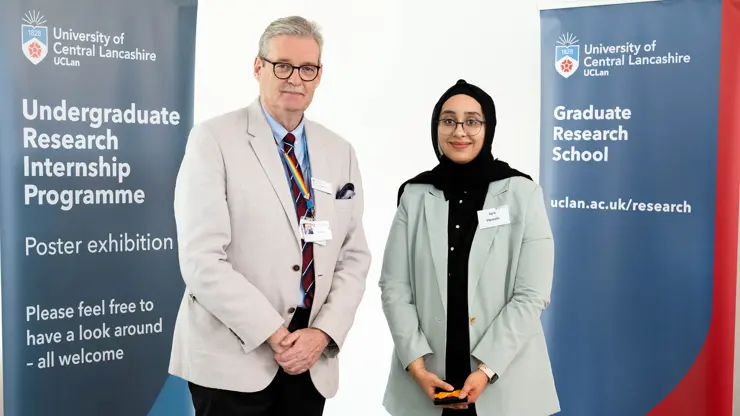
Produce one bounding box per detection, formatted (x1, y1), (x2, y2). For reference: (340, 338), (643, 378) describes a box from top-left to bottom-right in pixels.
(407, 359), (455, 401)
(458, 369), (490, 404)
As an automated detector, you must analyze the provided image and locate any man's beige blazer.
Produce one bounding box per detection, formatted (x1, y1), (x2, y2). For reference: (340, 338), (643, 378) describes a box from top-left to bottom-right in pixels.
(380, 177), (560, 415)
(168, 98), (371, 398)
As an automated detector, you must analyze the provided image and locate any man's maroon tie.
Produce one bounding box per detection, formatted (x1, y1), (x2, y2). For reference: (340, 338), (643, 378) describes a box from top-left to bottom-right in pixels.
(283, 133), (315, 308)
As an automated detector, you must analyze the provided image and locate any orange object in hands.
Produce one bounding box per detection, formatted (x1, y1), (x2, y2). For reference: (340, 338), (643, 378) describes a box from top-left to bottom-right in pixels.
(433, 385), (466, 405)
(434, 390), (461, 399)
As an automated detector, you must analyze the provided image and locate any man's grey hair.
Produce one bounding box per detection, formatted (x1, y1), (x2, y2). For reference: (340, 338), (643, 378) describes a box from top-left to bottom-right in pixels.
(258, 16), (324, 63)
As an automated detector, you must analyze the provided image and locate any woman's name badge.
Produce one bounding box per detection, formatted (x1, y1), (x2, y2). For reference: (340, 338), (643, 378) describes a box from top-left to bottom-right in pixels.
(477, 205), (511, 229)
(299, 218), (332, 242)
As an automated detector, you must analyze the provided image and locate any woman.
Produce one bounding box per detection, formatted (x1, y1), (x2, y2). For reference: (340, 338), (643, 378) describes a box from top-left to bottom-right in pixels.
(379, 79), (560, 415)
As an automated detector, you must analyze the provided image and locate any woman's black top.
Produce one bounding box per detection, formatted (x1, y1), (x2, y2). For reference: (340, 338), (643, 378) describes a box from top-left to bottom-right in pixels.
(442, 185), (487, 416)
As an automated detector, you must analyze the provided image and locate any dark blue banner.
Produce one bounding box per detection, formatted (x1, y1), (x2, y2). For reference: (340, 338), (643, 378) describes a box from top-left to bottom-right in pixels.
(539, 1), (737, 415)
(0, 1), (197, 414)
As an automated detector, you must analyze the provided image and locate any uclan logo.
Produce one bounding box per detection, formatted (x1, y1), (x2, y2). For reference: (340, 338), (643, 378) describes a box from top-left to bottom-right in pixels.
(555, 32), (580, 78)
(21, 10), (48, 65)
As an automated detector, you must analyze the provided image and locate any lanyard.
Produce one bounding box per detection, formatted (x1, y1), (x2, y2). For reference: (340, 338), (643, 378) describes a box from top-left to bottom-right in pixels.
(278, 146), (315, 213)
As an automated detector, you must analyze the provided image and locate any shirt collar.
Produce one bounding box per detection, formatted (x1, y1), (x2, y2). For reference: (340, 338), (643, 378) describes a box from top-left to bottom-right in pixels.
(259, 99), (305, 144)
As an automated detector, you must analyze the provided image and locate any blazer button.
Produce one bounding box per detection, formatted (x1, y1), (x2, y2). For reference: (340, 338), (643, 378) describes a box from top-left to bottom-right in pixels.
(288, 307), (296, 314)
(292, 265), (300, 271)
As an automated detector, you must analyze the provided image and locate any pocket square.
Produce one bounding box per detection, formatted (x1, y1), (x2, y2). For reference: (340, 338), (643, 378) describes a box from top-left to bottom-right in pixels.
(335, 183), (355, 199)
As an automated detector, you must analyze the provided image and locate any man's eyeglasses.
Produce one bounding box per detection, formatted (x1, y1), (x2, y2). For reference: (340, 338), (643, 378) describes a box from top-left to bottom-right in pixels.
(438, 118), (485, 136)
(262, 58), (320, 81)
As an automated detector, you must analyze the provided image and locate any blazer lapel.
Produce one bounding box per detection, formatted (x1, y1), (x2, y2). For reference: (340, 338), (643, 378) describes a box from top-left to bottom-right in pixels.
(245, 100), (301, 245)
(424, 187), (449, 314)
(468, 180), (510, 301)
(303, 123), (334, 312)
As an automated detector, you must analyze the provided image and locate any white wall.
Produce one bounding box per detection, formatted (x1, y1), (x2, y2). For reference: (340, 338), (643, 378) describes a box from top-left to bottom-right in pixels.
(194, 1), (542, 414)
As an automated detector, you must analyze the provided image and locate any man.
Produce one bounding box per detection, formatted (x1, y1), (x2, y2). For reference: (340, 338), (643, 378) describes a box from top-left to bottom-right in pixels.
(168, 16), (371, 416)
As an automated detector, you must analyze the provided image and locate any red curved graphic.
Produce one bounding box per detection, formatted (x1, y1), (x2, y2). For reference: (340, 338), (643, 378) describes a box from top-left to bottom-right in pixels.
(648, 1), (740, 414)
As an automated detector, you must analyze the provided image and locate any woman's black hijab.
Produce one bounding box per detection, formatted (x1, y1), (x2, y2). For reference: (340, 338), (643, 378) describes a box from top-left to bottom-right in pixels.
(396, 79), (531, 205)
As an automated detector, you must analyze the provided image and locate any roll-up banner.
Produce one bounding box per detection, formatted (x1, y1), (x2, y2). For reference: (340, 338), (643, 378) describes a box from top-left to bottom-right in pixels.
(539, 0), (740, 414)
(0, 0), (198, 414)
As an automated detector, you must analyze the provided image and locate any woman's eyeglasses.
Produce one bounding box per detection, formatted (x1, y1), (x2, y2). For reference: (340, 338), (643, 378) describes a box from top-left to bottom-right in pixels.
(437, 118), (485, 136)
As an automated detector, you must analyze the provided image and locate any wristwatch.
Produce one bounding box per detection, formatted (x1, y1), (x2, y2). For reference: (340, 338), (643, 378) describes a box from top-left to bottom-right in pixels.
(477, 363), (496, 384)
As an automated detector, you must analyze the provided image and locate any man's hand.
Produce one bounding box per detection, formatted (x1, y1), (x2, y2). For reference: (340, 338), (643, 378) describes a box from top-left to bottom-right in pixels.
(267, 326), (290, 354)
(457, 369), (490, 404)
(274, 328), (330, 375)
